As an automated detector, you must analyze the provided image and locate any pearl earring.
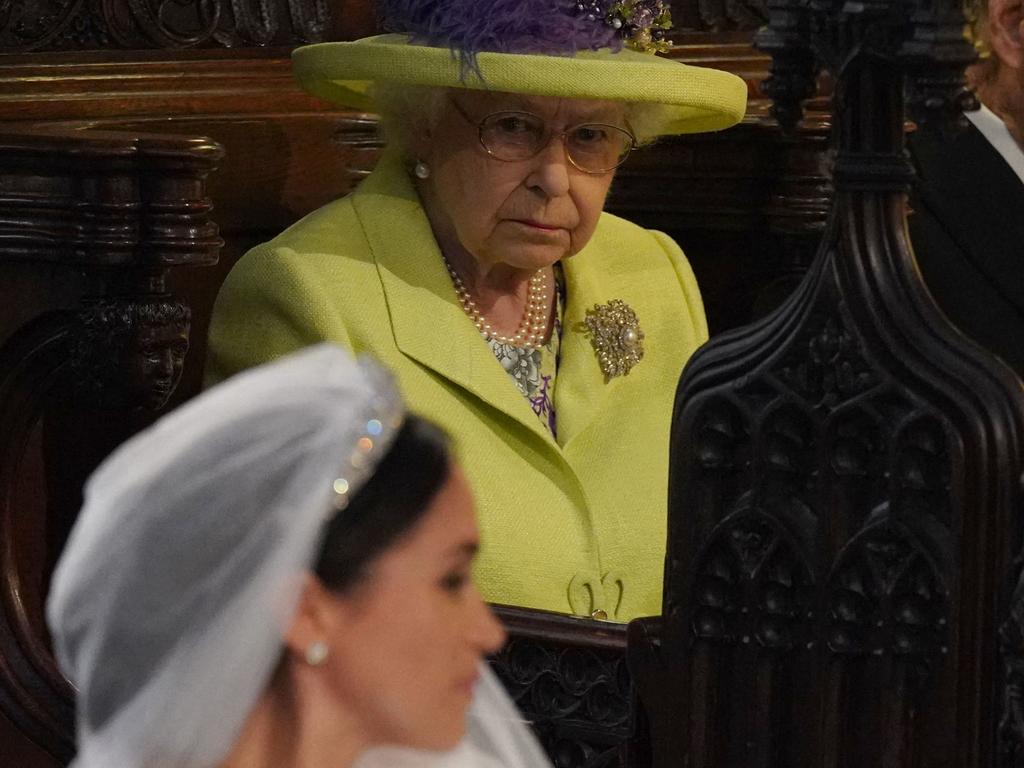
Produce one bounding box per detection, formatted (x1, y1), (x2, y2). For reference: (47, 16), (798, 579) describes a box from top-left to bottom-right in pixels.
(413, 160), (431, 179)
(305, 641), (329, 667)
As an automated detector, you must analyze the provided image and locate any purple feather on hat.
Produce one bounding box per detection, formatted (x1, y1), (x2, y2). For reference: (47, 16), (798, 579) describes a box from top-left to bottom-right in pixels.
(379, 0), (622, 72)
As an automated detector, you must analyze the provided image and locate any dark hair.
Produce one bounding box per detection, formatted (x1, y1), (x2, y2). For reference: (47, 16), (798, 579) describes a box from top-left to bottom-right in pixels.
(314, 414), (452, 592)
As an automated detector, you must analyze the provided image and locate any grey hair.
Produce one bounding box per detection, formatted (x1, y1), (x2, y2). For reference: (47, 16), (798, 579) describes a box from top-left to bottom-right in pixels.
(626, 102), (673, 146)
(368, 82), (671, 154)
(368, 82), (450, 156)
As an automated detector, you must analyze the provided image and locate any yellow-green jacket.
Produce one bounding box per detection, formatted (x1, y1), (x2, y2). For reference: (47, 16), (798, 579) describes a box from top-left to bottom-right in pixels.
(207, 152), (708, 621)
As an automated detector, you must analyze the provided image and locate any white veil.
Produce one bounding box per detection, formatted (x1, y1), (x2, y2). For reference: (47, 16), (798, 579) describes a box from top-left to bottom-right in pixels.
(46, 344), (552, 768)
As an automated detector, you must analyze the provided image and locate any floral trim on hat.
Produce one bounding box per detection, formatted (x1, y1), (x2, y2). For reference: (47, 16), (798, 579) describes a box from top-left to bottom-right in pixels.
(379, 0), (673, 69)
(577, 0), (673, 54)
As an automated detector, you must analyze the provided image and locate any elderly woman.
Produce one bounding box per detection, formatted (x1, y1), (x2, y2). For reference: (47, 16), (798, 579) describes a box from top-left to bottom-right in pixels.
(47, 345), (549, 768)
(206, 0), (747, 621)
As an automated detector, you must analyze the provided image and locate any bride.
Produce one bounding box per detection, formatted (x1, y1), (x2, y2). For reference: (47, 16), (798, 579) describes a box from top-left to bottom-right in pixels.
(46, 344), (551, 768)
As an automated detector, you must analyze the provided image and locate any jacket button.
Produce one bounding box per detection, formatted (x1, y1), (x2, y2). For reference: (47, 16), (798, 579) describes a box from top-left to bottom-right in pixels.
(591, 609), (609, 620)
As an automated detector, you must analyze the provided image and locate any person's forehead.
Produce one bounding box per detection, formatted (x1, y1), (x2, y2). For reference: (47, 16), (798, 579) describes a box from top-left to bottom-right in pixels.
(455, 89), (624, 121)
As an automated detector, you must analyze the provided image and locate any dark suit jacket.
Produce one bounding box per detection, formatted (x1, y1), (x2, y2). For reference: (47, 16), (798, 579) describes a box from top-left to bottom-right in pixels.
(907, 121), (1024, 376)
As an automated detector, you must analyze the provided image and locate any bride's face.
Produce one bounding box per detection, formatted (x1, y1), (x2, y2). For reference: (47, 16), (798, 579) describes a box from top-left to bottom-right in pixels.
(323, 467), (506, 750)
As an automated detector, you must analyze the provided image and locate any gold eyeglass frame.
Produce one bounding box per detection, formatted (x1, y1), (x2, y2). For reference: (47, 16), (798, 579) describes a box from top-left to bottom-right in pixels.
(448, 97), (637, 175)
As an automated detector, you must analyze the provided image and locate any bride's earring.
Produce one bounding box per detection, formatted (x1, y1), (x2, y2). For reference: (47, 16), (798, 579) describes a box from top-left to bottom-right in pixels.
(305, 641), (329, 667)
(413, 160), (431, 179)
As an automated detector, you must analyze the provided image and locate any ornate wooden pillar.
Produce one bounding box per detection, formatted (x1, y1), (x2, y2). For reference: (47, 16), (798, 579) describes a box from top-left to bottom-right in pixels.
(0, 129), (222, 762)
(633, 1), (1024, 765)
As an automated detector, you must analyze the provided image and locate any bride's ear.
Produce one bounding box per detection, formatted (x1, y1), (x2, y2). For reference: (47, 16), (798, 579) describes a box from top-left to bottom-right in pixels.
(283, 573), (337, 663)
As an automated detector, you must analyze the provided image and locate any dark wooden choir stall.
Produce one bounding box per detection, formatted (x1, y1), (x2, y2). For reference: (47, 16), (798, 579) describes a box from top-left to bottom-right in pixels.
(5, 0), (1020, 766)
(637, 1), (1024, 767)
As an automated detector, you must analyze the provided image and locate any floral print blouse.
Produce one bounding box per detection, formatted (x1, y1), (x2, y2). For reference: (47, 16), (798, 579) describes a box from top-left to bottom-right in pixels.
(484, 269), (564, 440)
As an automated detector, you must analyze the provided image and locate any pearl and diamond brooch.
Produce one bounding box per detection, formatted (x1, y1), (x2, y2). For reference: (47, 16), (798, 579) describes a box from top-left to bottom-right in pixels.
(583, 299), (645, 380)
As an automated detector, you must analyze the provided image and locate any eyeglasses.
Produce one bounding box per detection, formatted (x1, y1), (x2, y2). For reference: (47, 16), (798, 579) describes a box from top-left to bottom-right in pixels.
(449, 98), (637, 175)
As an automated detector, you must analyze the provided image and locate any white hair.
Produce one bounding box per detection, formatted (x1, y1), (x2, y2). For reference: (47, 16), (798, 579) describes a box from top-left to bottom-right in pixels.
(369, 82), (450, 154)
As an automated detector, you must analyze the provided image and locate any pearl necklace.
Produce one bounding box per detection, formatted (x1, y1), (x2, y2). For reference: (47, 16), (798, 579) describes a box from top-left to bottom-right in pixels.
(444, 258), (550, 347)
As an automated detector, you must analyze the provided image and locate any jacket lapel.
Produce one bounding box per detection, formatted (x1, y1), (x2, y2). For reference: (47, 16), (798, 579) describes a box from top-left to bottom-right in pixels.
(554, 248), (616, 449)
(351, 152), (556, 447)
(911, 124), (1024, 320)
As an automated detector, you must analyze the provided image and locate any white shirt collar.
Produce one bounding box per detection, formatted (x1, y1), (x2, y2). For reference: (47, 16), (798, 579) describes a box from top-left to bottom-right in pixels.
(964, 103), (1024, 186)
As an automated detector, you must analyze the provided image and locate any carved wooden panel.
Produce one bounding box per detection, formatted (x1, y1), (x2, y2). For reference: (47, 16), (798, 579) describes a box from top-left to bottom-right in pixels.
(640, 1), (1024, 766)
(0, 0), (376, 51)
(671, 0), (767, 33)
(491, 606), (639, 768)
(0, 128), (222, 761)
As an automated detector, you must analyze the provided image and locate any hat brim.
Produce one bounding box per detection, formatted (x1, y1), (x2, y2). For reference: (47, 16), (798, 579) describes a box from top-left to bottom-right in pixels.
(292, 34), (748, 136)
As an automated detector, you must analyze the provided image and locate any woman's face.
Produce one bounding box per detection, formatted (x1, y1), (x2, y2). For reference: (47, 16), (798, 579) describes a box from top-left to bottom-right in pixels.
(322, 466), (505, 750)
(415, 90), (624, 272)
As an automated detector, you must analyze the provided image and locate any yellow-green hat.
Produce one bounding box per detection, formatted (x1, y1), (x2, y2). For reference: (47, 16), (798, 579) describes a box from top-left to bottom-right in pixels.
(292, 1), (748, 136)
